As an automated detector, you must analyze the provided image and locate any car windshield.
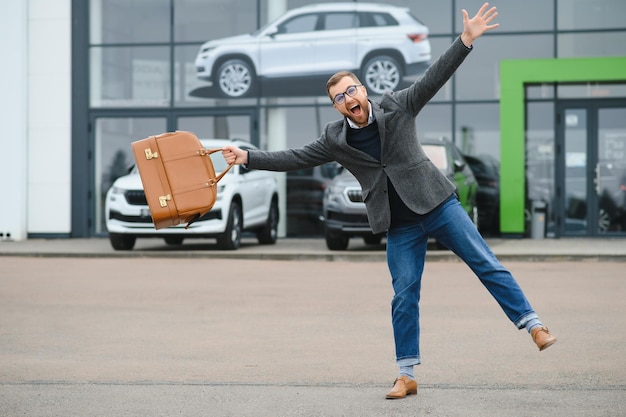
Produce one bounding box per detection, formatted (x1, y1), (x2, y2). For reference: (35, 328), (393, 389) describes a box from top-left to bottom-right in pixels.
(422, 144), (448, 170)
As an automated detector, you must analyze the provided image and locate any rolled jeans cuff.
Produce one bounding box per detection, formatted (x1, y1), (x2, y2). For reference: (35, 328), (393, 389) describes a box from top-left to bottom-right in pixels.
(515, 312), (538, 329)
(397, 357), (421, 367)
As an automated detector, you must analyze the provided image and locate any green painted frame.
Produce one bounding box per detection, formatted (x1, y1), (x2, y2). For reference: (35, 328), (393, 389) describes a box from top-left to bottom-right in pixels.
(499, 56), (626, 234)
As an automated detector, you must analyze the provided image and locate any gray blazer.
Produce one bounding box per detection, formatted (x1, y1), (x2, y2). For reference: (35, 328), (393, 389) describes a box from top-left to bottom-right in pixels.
(247, 38), (472, 234)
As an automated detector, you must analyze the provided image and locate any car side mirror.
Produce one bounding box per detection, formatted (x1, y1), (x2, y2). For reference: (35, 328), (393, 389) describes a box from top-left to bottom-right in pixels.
(453, 159), (466, 172)
(266, 27), (279, 38)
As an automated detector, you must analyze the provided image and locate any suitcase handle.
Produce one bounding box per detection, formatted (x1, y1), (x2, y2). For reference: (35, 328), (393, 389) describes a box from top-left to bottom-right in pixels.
(183, 148), (235, 230)
(202, 148), (235, 183)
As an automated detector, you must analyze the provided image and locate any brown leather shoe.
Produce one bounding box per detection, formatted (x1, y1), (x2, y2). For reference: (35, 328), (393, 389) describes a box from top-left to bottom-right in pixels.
(531, 326), (557, 351)
(385, 375), (418, 399)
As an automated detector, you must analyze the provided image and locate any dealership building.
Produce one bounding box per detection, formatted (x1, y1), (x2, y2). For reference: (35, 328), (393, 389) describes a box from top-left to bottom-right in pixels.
(2, 0), (626, 243)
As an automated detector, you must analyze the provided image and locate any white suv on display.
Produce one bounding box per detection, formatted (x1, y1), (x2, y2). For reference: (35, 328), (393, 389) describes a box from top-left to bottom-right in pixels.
(195, 3), (430, 98)
(105, 139), (279, 251)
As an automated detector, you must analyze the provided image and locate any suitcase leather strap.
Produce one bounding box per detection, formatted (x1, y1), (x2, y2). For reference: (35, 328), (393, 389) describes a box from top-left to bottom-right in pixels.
(202, 148), (235, 184)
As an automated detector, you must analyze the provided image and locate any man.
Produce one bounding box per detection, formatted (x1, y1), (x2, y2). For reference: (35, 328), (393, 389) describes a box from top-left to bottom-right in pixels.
(222, 3), (556, 400)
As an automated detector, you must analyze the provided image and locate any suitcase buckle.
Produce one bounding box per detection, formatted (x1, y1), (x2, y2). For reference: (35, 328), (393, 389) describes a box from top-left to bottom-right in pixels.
(159, 194), (172, 207)
(144, 149), (159, 160)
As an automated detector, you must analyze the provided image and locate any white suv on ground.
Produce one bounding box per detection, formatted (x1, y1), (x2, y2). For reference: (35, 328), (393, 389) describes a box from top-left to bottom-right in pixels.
(105, 139), (279, 250)
(195, 3), (430, 98)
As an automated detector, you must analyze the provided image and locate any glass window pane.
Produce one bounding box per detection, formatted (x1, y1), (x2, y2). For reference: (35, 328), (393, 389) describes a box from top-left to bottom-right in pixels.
(558, 0), (626, 30)
(177, 116), (251, 142)
(558, 32), (626, 58)
(281, 14), (318, 34)
(564, 108), (588, 235)
(455, 103), (500, 159)
(416, 104), (452, 143)
(526, 102), (556, 235)
(406, 0), (451, 34)
(90, 0), (170, 44)
(325, 13), (355, 30)
(455, 0), (554, 32)
(90, 46), (171, 107)
(96, 117), (167, 233)
(174, 0), (257, 43)
(526, 84), (556, 100)
(597, 107), (626, 233)
(456, 34), (554, 101)
(262, 104), (337, 237)
(174, 45), (211, 107)
(557, 83), (626, 99)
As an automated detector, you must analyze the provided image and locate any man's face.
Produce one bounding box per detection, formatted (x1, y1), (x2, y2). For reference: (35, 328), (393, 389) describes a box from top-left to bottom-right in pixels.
(329, 77), (370, 128)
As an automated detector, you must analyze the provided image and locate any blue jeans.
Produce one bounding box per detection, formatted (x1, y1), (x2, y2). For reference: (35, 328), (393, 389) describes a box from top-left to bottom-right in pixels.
(386, 196), (537, 366)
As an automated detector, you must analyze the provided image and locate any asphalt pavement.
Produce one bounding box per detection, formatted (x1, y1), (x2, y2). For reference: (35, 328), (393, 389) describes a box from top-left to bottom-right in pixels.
(1, 236), (625, 416)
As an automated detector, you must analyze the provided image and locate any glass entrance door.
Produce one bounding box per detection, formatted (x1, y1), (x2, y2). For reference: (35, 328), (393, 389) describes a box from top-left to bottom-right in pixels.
(557, 102), (626, 236)
(597, 107), (626, 233)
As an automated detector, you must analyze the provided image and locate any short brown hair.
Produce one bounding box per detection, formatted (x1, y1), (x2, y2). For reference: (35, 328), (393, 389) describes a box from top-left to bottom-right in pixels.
(326, 71), (361, 101)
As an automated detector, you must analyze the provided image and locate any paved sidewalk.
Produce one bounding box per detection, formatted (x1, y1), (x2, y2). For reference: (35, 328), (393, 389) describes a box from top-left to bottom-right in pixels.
(1, 236), (626, 261)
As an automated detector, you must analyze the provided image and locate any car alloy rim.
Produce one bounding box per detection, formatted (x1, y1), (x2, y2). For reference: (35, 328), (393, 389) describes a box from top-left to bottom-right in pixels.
(365, 59), (400, 94)
(219, 63), (251, 97)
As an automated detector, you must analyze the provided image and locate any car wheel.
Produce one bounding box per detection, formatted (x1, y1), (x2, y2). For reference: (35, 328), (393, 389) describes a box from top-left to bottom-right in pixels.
(363, 234), (382, 245)
(257, 199), (278, 245)
(109, 233), (136, 251)
(598, 208), (611, 232)
(216, 58), (255, 98)
(361, 55), (402, 95)
(217, 202), (242, 250)
(164, 236), (184, 246)
(325, 229), (349, 251)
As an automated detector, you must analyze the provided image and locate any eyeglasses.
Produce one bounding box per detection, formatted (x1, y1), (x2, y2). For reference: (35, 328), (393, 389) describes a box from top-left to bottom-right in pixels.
(332, 84), (362, 105)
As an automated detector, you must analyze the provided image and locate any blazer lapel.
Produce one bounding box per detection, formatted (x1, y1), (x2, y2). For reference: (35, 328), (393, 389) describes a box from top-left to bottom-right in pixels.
(372, 101), (385, 151)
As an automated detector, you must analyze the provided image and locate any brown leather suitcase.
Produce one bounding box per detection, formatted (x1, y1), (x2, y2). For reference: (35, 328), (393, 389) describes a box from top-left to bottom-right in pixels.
(131, 131), (232, 230)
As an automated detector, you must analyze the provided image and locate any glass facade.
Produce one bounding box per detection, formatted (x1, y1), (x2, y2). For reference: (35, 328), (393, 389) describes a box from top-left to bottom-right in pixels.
(84, 0), (626, 237)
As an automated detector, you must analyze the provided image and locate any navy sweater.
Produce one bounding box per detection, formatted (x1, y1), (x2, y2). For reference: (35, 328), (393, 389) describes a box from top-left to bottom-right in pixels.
(346, 122), (420, 228)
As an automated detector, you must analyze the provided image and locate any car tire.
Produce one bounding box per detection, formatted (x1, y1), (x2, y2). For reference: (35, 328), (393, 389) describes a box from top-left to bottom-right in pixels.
(215, 58), (255, 98)
(217, 201), (242, 250)
(109, 233), (136, 251)
(363, 234), (382, 245)
(361, 55), (403, 95)
(598, 208), (611, 232)
(164, 236), (184, 246)
(325, 229), (349, 251)
(435, 240), (449, 250)
(256, 199), (278, 245)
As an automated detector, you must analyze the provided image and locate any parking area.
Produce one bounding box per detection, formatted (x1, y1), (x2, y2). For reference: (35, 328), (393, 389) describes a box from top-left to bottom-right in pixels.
(1, 252), (624, 416)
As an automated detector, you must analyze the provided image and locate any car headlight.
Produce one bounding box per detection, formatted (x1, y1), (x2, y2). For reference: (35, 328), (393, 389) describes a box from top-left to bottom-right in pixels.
(200, 46), (216, 54)
(110, 186), (124, 195)
(325, 184), (346, 197)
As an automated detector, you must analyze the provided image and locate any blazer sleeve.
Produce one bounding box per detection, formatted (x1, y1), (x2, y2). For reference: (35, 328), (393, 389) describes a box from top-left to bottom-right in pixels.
(247, 135), (334, 172)
(394, 37), (472, 117)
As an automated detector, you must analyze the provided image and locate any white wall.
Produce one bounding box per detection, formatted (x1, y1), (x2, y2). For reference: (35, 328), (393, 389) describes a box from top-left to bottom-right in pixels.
(26, 0), (72, 235)
(0, 0), (72, 240)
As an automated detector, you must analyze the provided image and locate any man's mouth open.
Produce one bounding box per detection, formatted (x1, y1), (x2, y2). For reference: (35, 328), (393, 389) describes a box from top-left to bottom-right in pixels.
(350, 104), (362, 117)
